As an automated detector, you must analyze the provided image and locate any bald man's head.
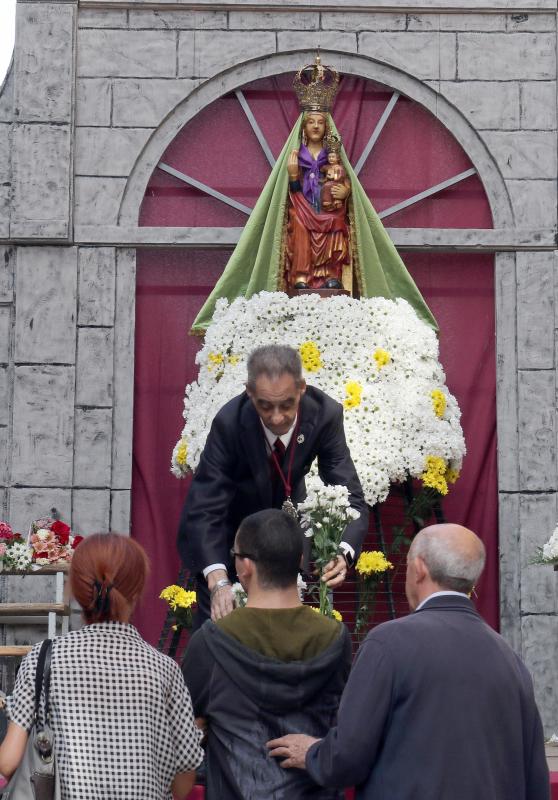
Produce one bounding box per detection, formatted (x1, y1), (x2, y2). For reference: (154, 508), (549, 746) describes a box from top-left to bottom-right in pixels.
(409, 524), (486, 596)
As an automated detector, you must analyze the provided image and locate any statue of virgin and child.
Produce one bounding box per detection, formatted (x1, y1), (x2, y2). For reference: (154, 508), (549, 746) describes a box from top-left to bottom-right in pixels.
(192, 55), (437, 334)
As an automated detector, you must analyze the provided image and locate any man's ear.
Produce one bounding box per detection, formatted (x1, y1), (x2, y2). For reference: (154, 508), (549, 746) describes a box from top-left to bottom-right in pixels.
(299, 379), (307, 395)
(413, 556), (429, 584)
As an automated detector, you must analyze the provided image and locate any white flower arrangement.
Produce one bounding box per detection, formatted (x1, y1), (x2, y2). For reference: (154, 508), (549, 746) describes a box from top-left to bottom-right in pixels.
(171, 292), (465, 506)
(4, 541), (32, 571)
(533, 525), (558, 566)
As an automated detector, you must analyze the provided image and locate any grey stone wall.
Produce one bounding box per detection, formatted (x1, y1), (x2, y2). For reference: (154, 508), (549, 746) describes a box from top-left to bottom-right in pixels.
(0, 0), (557, 731)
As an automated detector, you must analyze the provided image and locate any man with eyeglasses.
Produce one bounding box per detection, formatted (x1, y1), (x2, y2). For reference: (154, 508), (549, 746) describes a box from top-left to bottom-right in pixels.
(177, 343), (368, 627)
(182, 508), (351, 800)
(268, 523), (550, 800)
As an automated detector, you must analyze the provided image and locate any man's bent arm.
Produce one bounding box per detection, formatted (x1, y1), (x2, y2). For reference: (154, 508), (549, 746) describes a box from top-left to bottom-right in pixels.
(305, 636), (392, 789)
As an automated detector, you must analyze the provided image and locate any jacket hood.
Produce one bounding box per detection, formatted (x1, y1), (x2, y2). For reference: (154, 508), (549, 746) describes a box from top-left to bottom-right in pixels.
(200, 619), (349, 714)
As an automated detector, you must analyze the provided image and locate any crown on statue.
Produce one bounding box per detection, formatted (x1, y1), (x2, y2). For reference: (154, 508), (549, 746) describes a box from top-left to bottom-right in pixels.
(323, 132), (342, 154)
(293, 54), (340, 113)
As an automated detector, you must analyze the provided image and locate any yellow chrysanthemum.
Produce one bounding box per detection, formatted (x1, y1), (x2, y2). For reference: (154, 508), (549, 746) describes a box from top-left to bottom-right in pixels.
(356, 550), (394, 577)
(175, 439), (188, 468)
(373, 348), (391, 368)
(445, 466), (460, 485)
(343, 381), (362, 410)
(160, 585), (197, 611)
(208, 352), (224, 370)
(431, 389), (447, 418)
(421, 455), (449, 496)
(299, 341), (323, 372)
(228, 354), (240, 366)
(309, 606), (343, 621)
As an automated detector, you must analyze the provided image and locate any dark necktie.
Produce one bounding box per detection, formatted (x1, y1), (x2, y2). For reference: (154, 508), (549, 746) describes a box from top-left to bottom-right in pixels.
(270, 437), (286, 484)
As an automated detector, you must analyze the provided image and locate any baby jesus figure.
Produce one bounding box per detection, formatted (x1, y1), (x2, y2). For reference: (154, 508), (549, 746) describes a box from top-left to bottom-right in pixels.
(320, 149), (349, 212)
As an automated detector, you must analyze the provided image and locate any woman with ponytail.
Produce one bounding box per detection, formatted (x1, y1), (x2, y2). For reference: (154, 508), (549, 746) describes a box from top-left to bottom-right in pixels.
(0, 533), (203, 799)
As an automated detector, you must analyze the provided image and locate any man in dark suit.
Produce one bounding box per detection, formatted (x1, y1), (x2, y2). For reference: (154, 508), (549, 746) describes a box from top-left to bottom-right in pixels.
(268, 524), (550, 800)
(177, 344), (368, 624)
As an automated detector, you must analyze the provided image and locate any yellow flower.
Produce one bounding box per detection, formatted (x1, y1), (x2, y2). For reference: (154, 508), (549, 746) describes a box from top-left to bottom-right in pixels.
(175, 439), (188, 468)
(309, 606), (343, 622)
(299, 341), (323, 372)
(208, 352), (224, 370)
(373, 348), (391, 368)
(343, 381), (362, 410)
(356, 550), (394, 577)
(421, 455), (449, 496)
(228, 354), (240, 366)
(160, 585), (197, 611)
(445, 466), (460, 485)
(431, 389), (447, 418)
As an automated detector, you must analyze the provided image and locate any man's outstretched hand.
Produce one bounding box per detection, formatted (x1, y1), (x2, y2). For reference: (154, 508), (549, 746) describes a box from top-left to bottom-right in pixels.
(266, 734), (319, 769)
(207, 570), (235, 620)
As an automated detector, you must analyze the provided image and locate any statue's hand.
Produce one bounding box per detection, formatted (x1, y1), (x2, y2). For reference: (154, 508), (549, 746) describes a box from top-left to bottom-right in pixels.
(287, 149), (300, 180)
(331, 183), (350, 201)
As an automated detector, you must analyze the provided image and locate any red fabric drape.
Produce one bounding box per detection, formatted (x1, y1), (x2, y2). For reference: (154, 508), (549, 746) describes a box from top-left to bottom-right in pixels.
(131, 249), (497, 644)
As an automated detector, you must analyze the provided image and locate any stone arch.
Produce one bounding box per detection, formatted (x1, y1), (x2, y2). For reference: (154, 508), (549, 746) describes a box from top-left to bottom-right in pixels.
(119, 48), (513, 228)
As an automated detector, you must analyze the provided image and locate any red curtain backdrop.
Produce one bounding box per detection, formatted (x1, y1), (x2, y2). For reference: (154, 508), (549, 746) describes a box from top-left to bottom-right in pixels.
(131, 249), (497, 644)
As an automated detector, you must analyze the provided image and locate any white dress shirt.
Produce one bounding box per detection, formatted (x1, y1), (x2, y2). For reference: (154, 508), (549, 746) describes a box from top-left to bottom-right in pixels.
(415, 590), (469, 611)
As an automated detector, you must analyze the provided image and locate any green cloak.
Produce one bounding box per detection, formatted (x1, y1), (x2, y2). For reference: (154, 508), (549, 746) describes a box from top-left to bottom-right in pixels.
(191, 114), (437, 334)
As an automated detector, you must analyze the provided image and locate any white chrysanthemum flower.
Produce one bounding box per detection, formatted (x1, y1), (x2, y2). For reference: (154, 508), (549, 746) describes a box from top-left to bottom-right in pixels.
(171, 292), (466, 506)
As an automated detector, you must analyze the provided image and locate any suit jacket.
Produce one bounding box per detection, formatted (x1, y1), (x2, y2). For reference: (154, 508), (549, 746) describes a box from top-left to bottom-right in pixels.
(177, 385), (368, 575)
(306, 595), (550, 800)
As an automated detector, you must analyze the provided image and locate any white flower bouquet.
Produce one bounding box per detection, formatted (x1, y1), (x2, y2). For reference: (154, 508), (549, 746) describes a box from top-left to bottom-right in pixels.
(171, 292), (465, 507)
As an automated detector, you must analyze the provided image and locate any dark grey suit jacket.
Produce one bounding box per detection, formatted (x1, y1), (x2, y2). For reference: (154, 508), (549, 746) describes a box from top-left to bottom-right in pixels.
(177, 385), (368, 575)
(306, 595), (550, 800)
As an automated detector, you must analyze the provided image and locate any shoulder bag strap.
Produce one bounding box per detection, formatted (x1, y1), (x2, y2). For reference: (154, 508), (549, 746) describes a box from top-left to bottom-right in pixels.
(33, 639), (53, 726)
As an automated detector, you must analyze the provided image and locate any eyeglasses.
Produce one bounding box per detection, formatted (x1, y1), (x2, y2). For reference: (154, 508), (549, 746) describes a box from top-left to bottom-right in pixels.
(229, 548), (257, 561)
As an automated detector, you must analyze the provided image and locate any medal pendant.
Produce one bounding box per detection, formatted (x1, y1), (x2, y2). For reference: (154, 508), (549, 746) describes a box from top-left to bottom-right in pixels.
(282, 497), (298, 518)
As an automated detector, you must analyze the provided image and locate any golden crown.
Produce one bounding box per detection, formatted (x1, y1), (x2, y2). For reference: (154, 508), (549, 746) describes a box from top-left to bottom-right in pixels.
(293, 54), (340, 113)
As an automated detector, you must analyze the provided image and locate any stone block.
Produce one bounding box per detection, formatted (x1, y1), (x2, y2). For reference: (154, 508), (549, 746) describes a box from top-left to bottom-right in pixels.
(519, 493), (558, 615)
(74, 177), (127, 227)
(229, 11), (318, 29)
(0, 366), (10, 426)
(498, 492), (520, 651)
(0, 307), (11, 363)
(74, 408), (112, 487)
(112, 249), (135, 490)
(516, 251), (555, 369)
(75, 127), (151, 177)
(507, 12), (556, 31)
(495, 253), (519, 493)
(110, 490), (130, 533)
(522, 614), (558, 737)
(457, 33), (555, 80)
(72, 489), (110, 536)
(7, 487), (72, 537)
(507, 179), (557, 231)
(520, 82), (557, 130)
(78, 9), (128, 28)
(438, 81), (519, 130)
(112, 77), (197, 127)
(78, 247), (115, 327)
(75, 79), (111, 127)
(14, 2), (74, 123)
(76, 328), (114, 407)
(129, 9), (227, 28)
(358, 31), (456, 80)
(0, 67), (14, 123)
(77, 29), (177, 78)
(439, 13), (507, 30)
(0, 247), (15, 303)
(182, 31), (275, 78)
(11, 366), (75, 486)
(0, 123), (11, 239)
(14, 246), (77, 365)
(482, 131), (556, 180)
(278, 30), (357, 53)
(0, 426), (7, 485)
(320, 11), (405, 30)
(11, 124), (71, 239)
(518, 371), (557, 492)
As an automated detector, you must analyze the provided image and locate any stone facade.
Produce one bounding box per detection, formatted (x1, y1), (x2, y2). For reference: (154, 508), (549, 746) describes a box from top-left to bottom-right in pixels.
(1, 0), (558, 731)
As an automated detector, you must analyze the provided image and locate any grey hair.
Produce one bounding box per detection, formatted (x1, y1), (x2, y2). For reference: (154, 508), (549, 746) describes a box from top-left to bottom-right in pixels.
(409, 529), (486, 594)
(246, 345), (303, 390)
